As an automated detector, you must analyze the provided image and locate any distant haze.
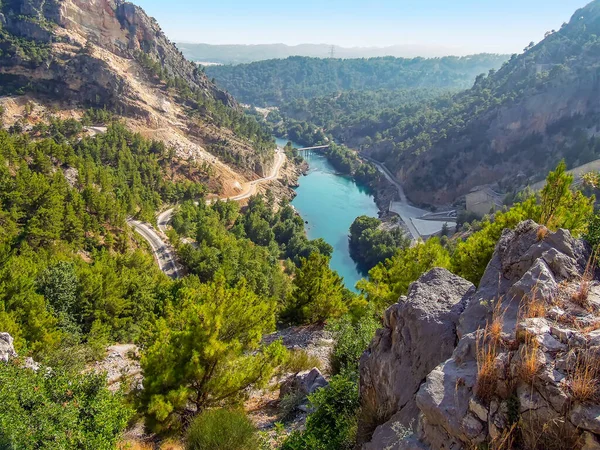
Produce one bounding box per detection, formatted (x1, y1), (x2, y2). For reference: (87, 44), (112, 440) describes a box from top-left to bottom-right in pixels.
(177, 43), (495, 65)
(133, 0), (590, 56)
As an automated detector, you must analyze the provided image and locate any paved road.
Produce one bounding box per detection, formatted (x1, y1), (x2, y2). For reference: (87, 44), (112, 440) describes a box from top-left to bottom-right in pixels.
(128, 218), (180, 279)
(361, 155), (424, 240)
(131, 148), (286, 277)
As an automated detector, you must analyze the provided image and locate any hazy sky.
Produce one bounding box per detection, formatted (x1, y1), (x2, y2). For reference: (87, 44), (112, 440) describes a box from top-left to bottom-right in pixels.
(132, 0), (590, 55)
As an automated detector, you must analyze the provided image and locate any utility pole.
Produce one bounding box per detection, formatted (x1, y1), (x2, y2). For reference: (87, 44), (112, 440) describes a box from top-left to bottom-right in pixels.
(329, 45), (335, 59)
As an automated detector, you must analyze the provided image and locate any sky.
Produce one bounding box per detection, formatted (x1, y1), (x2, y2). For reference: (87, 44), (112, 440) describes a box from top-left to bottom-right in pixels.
(132, 0), (590, 55)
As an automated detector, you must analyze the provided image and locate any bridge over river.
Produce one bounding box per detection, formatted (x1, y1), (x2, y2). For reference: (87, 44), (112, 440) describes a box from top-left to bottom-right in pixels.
(297, 144), (330, 151)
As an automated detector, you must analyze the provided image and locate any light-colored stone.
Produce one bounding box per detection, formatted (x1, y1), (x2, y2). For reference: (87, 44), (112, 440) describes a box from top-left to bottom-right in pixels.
(280, 368), (328, 399)
(469, 398), (488, 422)
(359, 268), (475, 444)
(537, 332), (566, 352)
(0, 332), (16, 362)
(461, 413), (484, 440)
(550, 325), (572, 344)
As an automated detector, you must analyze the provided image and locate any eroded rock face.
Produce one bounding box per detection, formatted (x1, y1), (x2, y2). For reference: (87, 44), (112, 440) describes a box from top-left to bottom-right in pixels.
(359, 268), (475, 448)
(1, 0), (234, 109)
(0, 332), (17, 362)
(362, 222), (600, 449)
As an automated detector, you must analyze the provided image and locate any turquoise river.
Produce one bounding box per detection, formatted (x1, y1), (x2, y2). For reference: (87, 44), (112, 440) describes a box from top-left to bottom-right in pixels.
(276, 138), (380, 291)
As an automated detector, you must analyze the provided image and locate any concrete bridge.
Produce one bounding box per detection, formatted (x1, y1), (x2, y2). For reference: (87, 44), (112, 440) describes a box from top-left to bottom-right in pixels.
(297, 144), (330, 151)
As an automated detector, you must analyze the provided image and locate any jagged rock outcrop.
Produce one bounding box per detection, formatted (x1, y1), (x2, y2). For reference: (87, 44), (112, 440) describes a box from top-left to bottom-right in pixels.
(359, 268), (475, 448)
(361, 221), (600, 449)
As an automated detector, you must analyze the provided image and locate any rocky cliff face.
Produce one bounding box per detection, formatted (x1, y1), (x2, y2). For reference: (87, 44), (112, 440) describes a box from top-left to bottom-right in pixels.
(0, 0), (275, 185)
(361, 221), (600, 449)
(1, 0), (233, 108)
(359, 268), (475, 446)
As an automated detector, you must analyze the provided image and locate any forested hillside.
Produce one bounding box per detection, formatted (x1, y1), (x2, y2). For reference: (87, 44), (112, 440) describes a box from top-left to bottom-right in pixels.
(279, 88), (452, 143)
(206, 55), (509, 106)
(0, 0), (276, 178)
(343, 0), (600, 205)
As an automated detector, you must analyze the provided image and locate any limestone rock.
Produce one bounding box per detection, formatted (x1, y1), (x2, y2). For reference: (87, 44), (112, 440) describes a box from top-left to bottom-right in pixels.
(359, 268), (474, 446)
(0, 332), (16, 362)
(280, 368), (328, 399)
(360, 221), (598, 449)
(571, 405), (600, 434)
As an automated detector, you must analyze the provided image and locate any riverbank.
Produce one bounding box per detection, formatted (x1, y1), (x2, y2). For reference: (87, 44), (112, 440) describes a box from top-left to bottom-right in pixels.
(291, 151), (380, 290)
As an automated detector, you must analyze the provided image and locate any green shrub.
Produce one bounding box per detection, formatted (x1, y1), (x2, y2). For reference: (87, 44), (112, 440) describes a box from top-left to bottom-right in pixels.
(585, 213), (600, 251)
(279, 390), (306, 421)
(281, 375), (359, 450)
(328, 312), (380, 375)
(186, 409), (259, 450)
(0, 361), (132, 449)
(282, 349), (322, 374)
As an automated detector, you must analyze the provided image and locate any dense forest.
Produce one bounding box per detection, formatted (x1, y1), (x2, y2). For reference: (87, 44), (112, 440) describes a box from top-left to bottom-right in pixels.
(206, 55), (509, 106)
(349, 216), (410, 273)
(0, 114), (366, 448)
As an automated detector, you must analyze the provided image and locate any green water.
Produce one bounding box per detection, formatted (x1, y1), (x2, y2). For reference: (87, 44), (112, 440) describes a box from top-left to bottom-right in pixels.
(276, 138), (379, 291)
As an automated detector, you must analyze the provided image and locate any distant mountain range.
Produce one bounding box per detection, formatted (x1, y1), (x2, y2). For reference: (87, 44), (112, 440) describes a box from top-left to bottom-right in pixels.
(176, 43), (475, 65)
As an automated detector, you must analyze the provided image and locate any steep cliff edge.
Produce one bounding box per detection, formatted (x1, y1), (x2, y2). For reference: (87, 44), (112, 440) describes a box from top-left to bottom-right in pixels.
(361, 221), (600, 449)
(0, 0), (276, 192)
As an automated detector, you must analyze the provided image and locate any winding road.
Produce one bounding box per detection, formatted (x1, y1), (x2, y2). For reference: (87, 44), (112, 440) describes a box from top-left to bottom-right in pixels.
(130, 148), (286, 278)
(361, 154), (423, 240)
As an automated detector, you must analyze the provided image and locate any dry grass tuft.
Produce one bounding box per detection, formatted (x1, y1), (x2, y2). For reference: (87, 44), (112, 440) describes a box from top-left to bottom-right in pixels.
(520, 288), (548, 320)
(489, 423), (518, 450)
(475, 300), (509, 402)
(520, 415), (582, 450)
(519, 335), (540, 384)
(571, 252), (596, 309)
(569, 350), (600, 403)
(475, 330), (499, 403)
(281, 349), (322, 374)
(536, 226), (549, 242)
(489, 299), (507, 345)
(571, 278), (591, 308)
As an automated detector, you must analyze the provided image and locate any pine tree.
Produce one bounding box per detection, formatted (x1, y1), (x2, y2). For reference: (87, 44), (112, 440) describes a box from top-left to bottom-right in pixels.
(286, 252), (347, 324)
(140, 277), (286, 431)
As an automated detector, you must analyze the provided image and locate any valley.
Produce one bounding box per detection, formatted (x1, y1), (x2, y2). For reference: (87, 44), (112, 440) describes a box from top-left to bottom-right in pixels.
(2, 1), (600, 450)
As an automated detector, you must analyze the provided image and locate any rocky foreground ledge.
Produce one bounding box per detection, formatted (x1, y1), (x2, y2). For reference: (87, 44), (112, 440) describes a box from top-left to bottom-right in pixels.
(360, 220), (600, 449)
